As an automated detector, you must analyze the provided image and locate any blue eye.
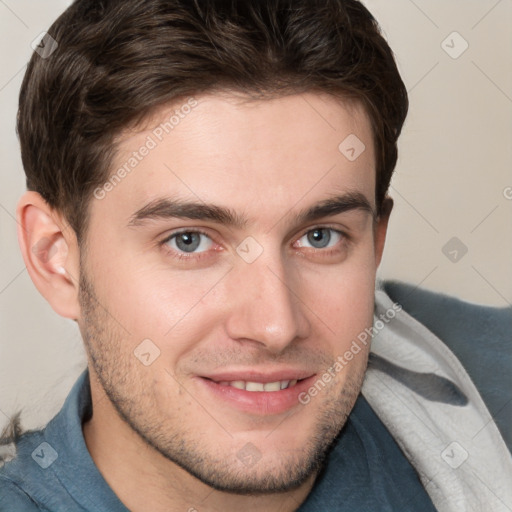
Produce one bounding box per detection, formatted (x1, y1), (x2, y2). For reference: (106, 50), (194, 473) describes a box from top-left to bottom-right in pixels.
(165, 231), (213, 253)
(298, 228), (342, 249)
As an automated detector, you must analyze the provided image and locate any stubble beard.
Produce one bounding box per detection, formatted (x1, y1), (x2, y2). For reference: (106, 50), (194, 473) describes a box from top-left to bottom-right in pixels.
(78, 268), (367, 495)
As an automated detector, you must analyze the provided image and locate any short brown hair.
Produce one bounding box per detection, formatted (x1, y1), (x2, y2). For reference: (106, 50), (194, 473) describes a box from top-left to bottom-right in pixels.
(18, 0), (408, 243)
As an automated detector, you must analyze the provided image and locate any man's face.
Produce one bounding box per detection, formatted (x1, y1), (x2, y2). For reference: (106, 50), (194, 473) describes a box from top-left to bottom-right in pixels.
(78, 92), (386, 493)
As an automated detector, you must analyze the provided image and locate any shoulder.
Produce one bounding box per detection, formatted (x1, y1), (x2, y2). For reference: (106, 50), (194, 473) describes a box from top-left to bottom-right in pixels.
(381, 280), (512, 450)
(382, 280), (511, 340)
(0, 426), (49, 512)
(381, 280), (511, 366)
(0, 476), (43, 511)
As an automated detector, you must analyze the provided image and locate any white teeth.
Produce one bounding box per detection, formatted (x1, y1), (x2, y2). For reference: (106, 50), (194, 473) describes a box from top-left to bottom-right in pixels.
(263, 381), (281, 392)
(245, 382), (265, 392)
(217, 379), (300, 391)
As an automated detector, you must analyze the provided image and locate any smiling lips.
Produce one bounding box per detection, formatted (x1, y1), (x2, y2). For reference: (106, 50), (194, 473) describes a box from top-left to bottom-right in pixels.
(216, 379), (298, 391)
(198, 370), (317, 415)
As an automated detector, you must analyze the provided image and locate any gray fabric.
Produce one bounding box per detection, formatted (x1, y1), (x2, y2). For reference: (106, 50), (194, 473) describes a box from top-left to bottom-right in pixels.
(363, 285), (512, 511)
(383, 280), (512, 451)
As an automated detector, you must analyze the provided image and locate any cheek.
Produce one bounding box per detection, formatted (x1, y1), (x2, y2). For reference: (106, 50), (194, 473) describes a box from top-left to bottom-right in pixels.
(90, 254), (229, 359)
(301, 245), (377, 347)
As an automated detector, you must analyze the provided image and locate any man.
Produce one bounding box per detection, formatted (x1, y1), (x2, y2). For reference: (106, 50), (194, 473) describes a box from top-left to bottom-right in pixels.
(1, 0), (511, 511)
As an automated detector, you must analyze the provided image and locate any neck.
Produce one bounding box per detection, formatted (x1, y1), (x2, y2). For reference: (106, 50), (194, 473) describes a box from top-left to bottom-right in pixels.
(82, 373), (317, 512)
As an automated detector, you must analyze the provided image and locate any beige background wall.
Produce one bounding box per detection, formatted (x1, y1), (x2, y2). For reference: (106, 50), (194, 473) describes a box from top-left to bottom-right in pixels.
(1, 0), (511, 432)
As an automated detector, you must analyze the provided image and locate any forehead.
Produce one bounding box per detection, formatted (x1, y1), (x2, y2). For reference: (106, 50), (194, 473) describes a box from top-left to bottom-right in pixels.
(92, 92), (376, 229)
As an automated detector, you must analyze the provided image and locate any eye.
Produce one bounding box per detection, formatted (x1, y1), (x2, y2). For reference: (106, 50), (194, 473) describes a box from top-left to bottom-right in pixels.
(164, 231), (213, 253)
(296, 228), (343, 249)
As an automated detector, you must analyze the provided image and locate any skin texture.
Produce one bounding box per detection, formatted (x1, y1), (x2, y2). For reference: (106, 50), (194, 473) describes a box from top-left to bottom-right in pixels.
(17, 92), (392, 512)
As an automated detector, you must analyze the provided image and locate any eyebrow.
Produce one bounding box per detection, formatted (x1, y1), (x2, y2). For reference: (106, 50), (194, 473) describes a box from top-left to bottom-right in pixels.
(127, 191), (375, 229)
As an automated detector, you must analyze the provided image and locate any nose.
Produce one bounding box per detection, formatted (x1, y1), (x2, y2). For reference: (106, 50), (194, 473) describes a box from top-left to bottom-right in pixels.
(224, 253), (310, 354)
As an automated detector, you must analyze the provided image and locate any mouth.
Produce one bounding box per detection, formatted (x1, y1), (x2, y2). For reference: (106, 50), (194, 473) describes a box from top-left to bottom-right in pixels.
(196, 372), (317, 415)
(211, 378), (300, 391)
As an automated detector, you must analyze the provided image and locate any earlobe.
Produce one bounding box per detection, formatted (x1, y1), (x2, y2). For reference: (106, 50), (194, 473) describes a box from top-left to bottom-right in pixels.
(16, 191), (81, 320)
(374, 196), (393, 268)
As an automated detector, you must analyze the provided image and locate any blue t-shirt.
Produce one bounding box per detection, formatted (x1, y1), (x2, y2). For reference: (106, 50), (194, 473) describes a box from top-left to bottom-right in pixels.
(0, 369), (436, 511)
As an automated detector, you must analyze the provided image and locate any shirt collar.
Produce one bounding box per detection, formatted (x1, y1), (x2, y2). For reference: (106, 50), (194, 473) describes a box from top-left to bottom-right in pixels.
(44, 368), (130, 511)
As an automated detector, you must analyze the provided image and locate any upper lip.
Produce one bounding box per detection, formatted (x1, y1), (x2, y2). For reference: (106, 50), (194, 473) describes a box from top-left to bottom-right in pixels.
(200, 368), (316, 383)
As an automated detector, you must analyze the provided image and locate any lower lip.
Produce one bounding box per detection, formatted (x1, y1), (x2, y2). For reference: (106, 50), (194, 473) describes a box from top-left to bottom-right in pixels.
(196, 375), (317, 415)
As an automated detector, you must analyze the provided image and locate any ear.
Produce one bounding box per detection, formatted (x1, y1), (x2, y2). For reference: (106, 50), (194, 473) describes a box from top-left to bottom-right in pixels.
(374, 195), (393, 268)
(16, 191), (81, 320)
